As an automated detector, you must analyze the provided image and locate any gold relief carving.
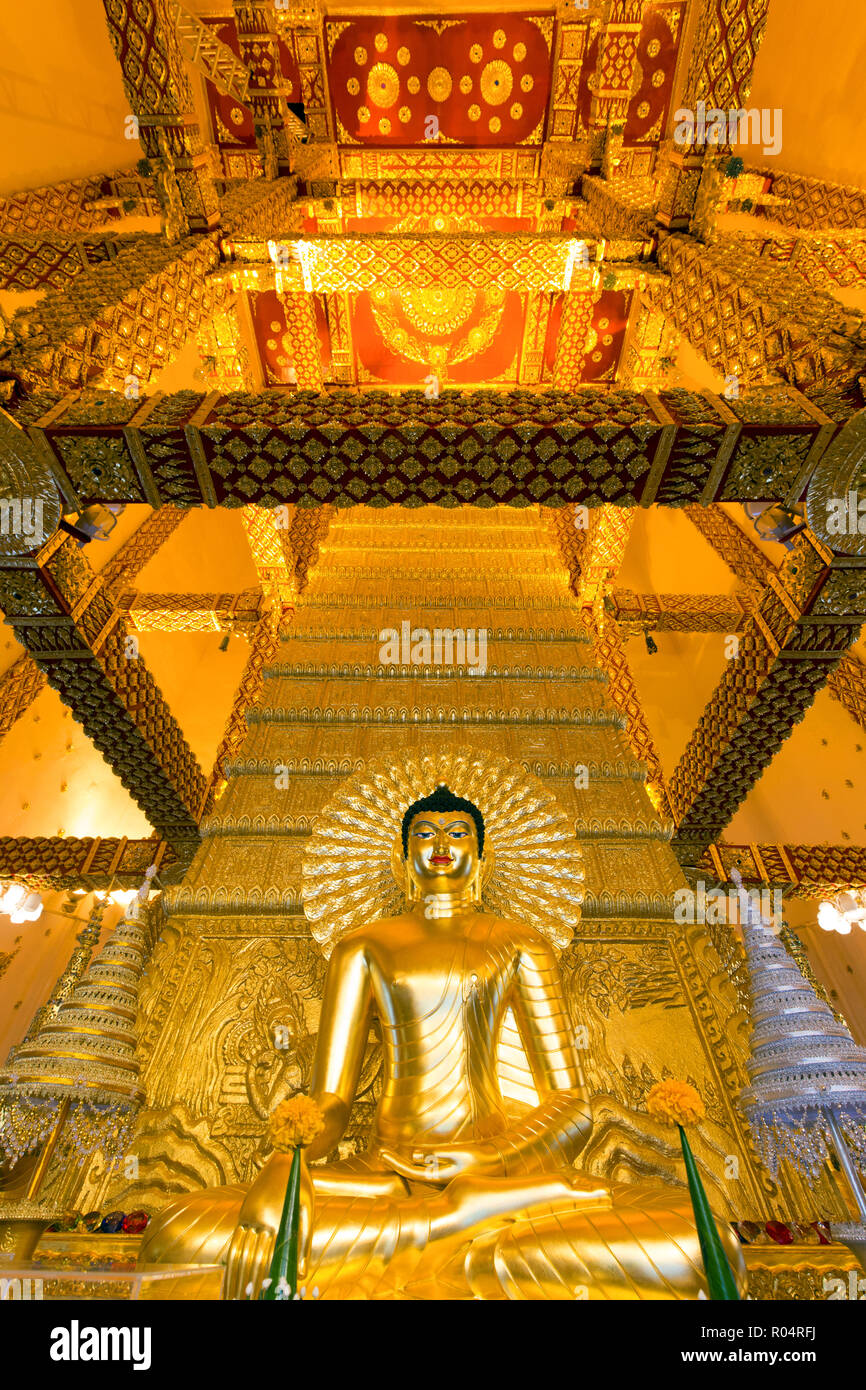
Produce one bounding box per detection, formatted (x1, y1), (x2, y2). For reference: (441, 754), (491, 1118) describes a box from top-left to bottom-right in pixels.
(367, 62), (399, 109)
(427, 67), (453, 103)
(407, 75), (420, 95)
(354, 46), (367, 66)
(481, 60), (513, 106)
(396, 46), (410, 67)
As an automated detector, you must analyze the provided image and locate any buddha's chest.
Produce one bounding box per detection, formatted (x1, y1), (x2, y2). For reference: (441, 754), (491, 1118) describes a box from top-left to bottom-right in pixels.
(372, 937), (514, 1032)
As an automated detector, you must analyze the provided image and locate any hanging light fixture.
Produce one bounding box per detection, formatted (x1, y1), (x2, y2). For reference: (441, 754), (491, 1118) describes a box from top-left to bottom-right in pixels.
(0, 883), (43, 923)
(818, 890), (866, 934)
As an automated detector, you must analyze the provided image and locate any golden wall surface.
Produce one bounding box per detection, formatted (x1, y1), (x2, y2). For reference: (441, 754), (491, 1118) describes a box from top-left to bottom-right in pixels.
(60, 505), (850, 1224)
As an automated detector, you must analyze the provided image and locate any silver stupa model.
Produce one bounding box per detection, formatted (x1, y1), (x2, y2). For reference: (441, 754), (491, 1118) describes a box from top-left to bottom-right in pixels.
(733, 869), (866, 1245)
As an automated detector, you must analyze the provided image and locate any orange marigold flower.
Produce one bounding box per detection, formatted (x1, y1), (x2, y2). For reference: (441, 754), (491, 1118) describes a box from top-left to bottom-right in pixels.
(646, 1079), (705, 1128)
(270, 1094), (325, 1151)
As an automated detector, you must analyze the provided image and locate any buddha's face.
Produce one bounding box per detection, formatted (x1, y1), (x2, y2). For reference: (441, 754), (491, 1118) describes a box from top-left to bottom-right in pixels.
(406, 810), (480, 898)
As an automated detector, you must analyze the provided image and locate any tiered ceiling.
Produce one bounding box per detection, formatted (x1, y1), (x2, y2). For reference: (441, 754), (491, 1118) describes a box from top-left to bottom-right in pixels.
(194, 4), (687, 391)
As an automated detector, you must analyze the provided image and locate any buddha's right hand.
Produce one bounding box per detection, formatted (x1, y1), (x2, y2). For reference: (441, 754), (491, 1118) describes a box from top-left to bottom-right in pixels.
(224, 1153), (314, 1300)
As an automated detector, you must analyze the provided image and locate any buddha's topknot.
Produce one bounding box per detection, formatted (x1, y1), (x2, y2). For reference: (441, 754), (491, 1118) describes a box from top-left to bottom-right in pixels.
(401, 784), (485, 858)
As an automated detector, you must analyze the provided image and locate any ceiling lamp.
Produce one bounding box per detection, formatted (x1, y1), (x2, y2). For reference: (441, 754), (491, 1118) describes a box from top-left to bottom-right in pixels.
(818, 891), (866, 934)
(0, 883), (43, 923)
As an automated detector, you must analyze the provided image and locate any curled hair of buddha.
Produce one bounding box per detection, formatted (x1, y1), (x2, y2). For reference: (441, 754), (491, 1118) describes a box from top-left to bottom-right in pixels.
(401, 784), (485, 859)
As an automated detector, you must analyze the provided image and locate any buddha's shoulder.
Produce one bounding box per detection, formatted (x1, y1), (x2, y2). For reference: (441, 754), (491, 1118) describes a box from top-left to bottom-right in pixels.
(476, 912), (552, 949)
(335, 914), (416, 949)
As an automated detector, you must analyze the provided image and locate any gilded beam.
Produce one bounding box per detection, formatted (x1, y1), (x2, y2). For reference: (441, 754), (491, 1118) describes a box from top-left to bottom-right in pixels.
(202, 607), (283, 813)
(587, 611), (674, 820)
(100, 506), (190, 594)
(0, 507), (189, 744)
(9, 384), (840, 509)
(669, 532), (866, 862)
(0, 533), (206, 854)
(119, 588), (264, 633)
(0, 236), (128, 294)
(0, 836), (183, 890)
(652, 236), (866, 398)
(696, 842), (866, 900)
(607, 590), (754, 632)
(746, 167), (866, 233)
(6, 235), (221, 394)
(684, 503), (774, 593)
(0, 170), (145, 238)
(728, 231), (866, 296)
(685, 504), (866, 735)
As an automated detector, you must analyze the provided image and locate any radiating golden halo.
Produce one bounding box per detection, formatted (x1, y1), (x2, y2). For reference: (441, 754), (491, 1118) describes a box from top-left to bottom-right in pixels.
(302, 748), (584, 957)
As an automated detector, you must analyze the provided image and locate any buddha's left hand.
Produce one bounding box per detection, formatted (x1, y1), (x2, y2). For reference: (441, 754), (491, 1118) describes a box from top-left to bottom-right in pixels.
(379, 1142), (499, 1186)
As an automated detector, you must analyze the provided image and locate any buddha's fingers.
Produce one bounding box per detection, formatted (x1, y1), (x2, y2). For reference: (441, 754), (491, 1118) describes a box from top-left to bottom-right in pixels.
(225, 1225), (273, 1301)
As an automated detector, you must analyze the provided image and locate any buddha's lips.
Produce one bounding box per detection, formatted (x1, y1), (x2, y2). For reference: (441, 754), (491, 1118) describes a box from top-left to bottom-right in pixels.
(430, 855), (453, 866)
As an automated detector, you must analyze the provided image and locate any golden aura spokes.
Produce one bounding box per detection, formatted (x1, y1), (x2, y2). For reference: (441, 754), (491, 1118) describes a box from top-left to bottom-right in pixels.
(301, 747), (584, 956)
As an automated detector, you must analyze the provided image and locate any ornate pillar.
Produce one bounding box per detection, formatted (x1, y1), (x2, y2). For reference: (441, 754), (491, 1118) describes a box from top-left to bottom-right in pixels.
(241, 506), (296, 609)
(0, 508), (189, 745)
(669, 530), (866, 863)
(102, 0), (221, 235)
(586, 2), (646, 172)
(655, 0), (771, 234)
(275, 0), (332, 144)
(232, 1), (298, 178)
(0, 519), (206, 858)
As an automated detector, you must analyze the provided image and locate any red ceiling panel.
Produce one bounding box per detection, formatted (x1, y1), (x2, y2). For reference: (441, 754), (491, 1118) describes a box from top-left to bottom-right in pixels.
(325, 14), (554, 147)
(353, 287), (524, 385)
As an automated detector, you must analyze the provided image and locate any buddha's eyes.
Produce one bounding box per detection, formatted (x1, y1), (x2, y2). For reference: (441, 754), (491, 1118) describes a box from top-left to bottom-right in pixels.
(412, 824), (470, 839)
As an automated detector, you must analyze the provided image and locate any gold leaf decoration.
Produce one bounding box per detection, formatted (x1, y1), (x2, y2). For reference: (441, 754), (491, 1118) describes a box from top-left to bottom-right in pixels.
(481, 60), (513, 106)
(427, 66), (453, 103)
(367, 62), (400, 109)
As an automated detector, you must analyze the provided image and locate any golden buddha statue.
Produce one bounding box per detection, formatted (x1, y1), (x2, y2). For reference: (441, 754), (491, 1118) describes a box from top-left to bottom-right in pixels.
(139, 784), (746, 1299)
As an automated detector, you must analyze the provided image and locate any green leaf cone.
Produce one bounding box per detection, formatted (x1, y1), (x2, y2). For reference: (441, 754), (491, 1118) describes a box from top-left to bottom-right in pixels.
(259, 1146), (301, 1301)
(678, 1124), (740, 1300)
